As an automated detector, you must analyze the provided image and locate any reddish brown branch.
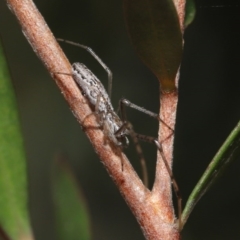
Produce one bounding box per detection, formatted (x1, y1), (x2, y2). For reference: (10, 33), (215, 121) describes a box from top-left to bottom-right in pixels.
(152, 0), (185, 235)
(6, 0), (184, 239)
(152, 91), (178, 222)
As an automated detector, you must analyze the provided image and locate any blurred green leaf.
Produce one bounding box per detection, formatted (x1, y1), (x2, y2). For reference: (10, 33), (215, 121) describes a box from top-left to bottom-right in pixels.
(53, 157), (91, 240)
(182, 121), (240, 228)
(0, 42), (33, 239)
(185, 0), (196, 27)
(123, 0), (183, 92)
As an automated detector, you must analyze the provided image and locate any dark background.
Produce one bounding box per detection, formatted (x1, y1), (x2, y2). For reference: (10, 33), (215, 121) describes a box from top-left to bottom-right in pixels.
(0, 0), (240, 239)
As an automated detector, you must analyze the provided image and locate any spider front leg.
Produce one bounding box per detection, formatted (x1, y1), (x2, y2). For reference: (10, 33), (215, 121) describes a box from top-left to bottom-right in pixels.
(119, 98), (175, 144)
(57, 39), (113, 99)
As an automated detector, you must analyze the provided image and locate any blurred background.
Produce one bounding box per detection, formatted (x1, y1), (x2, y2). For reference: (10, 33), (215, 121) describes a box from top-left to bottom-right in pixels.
(0, 0), (240, 239)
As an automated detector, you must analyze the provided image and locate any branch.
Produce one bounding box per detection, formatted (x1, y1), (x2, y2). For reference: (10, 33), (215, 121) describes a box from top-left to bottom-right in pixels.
(152, 0), (185, 232)
(6, 0), (185, 239)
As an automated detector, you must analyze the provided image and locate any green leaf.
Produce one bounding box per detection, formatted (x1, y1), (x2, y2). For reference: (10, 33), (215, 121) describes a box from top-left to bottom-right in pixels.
(182, 121), (240, 228)
(52, 157), (91, 240)
(123, 0), (183, 92)
(0, 42), (33, 239)
(185, 0), (196, 28)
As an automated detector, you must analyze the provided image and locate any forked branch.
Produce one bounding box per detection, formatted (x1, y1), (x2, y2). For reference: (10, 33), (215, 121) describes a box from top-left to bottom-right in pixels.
(6, 0), (184, 239)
